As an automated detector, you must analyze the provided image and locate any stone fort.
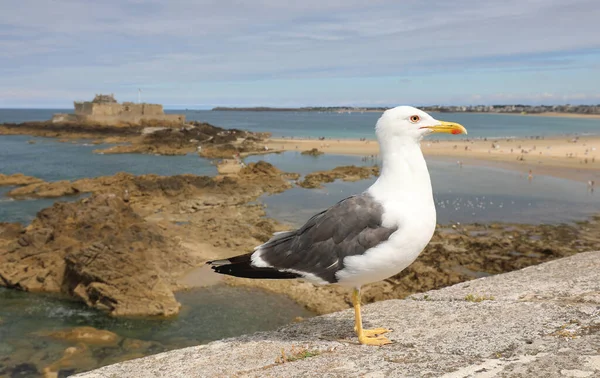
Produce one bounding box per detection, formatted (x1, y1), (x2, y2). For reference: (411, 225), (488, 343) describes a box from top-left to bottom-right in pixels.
(52, 94), (185, 126)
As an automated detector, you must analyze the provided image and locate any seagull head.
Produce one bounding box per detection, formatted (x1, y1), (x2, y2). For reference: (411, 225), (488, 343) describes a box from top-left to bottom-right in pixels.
(375, 106), (467, 142)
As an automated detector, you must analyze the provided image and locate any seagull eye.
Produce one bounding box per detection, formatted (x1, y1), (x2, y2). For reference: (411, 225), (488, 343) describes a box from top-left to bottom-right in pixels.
(409, 115), (420, 123)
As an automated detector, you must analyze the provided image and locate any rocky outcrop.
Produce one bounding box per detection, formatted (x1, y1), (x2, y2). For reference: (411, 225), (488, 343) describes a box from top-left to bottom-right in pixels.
(7, 179), (80, 198)
(74, 251), (600, 378)
(300, 148), (324, 156)
(0, 121), (142, 139)
(297, 165), (379, 188)
(6, 172), (217, 199)
(41, 327), (119, 346)
(94, 122), (248, 156)
(4, 164), (600, 320)
(198, 143), (239, 159)
(0, 120), (272, 157)
(0, 173), (44, 186)
(0, 163), (298, 317)
(216, 159), (243, 175)
(0, 194), (187, 316)
(93, 144), (189, 155)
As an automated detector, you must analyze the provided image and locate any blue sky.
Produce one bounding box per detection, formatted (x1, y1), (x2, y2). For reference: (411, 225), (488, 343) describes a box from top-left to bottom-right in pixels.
(1, 0), (599, 108)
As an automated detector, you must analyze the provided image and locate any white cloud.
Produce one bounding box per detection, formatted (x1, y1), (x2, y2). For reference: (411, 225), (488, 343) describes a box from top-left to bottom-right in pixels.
(0, 0), (599, 105)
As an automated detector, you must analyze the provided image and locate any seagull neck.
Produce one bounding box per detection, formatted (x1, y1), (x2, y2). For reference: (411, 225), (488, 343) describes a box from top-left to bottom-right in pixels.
(369, 136), (432, 200)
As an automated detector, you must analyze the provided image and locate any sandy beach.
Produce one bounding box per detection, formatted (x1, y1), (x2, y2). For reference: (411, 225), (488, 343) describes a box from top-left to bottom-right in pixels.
(269, 135), (600, 184)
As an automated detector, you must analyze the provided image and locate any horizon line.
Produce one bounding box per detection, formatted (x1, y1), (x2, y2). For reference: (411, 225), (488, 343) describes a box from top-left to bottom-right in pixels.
(2, 103), (600, 110)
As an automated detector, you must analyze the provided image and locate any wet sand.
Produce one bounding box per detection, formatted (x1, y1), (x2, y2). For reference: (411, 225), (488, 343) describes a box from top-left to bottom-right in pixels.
(269, 135), (600, 183)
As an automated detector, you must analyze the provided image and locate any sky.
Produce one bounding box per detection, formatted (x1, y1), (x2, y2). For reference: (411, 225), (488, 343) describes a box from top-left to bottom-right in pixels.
(1, 0), (600, 108)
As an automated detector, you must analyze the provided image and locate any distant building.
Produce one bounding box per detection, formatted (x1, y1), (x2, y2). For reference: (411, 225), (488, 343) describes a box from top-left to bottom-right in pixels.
(52, 94), (185, 126)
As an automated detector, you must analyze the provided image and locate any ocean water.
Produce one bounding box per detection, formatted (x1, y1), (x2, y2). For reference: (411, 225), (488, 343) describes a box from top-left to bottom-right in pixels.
(1, 108), (599, 374)
(244, 150), (376, 175)
(0, 135), (217, 224)
(0, 108), (70, 123)
(173, 110), (600, 139)
(0, 285), (313, 374)
(260, 155), (599, 226)
(2, 108), (600, 140)
(0, 135), (216, 182)
(1, 137), (598, 225)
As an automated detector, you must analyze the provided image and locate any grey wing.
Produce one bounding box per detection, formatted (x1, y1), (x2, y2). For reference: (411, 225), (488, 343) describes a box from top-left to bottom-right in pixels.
(254, 193), (398, 283)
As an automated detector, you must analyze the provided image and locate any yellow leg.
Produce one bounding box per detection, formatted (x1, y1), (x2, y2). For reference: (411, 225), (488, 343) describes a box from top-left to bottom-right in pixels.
(352, 287), (392, 346)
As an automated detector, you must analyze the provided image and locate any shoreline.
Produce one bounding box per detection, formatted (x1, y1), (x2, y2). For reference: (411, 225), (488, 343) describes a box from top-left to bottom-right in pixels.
(269, 135), (600, 183)
(2, 137), (600, 374)
(482, 111), (600, 120)
(211, 108), (600, 119)
(2, 116), (600, 375)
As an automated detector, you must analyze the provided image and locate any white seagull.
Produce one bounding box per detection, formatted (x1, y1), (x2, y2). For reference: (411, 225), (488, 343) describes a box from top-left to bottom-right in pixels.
(208, 106), (467, 346)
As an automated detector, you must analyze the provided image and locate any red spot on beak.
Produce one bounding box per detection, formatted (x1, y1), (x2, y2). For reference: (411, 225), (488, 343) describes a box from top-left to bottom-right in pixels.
(451, 129), (461, 135)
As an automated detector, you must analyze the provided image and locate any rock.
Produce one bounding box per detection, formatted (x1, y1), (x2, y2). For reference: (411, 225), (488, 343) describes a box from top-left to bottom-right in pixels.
(0, 167), (299, 316)
(298, 165), (379, 188)
(0, 223), (23, 240)
(5, 172), (220, 200)
(41, 327), (119, 346)
(93, 144), (188, 156)
(1, 362), (39, 377)
(0, 173), (44, 186)
(7, 180), (78, 198)
(0, 120), (267, 157)
(239, 161), (283, 177)
(0, 121), (142, 140)
(198, 143), (239, 159)
(300, 148), (324, 156)
(73, 251), (600, 378)
(43, 343), (94, 378)
(216, 159), (242, 175)
(65, 241), (181, 317)
(0, 193), (186, 316)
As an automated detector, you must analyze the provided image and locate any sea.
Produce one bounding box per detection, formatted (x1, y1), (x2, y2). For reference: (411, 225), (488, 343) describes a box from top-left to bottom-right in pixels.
(1, 108), (599, 375)
(3, 108), (600, 139)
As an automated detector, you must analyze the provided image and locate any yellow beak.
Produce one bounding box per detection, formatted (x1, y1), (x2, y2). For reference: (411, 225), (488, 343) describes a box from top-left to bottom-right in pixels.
(421, 121), (468, 135)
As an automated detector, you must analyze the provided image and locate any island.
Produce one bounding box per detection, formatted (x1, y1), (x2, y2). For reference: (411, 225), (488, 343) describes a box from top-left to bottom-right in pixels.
(52, 94), (185, 126)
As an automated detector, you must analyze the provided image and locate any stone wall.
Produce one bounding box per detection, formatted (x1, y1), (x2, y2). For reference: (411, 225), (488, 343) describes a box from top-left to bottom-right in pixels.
(75, 103), (165, 117)
(75, 251), (600, 378)
(90, 103), (122, 116)
(67, 100), (184, 126)
(52, 113), (184, 126)
(84, 114), (184, 125)
(74, 102), (94, 115)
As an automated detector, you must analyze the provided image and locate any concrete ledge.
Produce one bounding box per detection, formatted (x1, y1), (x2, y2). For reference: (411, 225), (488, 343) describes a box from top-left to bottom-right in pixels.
(76, 251), (600, 378)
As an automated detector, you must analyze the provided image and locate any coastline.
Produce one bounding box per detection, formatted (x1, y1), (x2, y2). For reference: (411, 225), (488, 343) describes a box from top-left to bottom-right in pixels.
(209, 108), (600, 119)
(490, 111), (600, 120)
(2, 121), (600, 375)
(269, 135), (600, 183)
(438, 111), (600, 119)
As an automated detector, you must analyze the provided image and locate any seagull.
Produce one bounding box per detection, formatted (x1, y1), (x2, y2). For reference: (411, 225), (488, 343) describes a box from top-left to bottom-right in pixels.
(208, 106), (467, 346)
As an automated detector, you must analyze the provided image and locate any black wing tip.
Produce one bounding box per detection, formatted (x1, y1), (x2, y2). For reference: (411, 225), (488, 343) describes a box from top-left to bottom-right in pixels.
(206, 259), (229, 266)
(210, 262), (302, 280)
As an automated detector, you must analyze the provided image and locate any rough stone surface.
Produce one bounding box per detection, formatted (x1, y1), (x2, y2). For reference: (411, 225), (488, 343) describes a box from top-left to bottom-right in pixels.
(75, 251), (600, 378)
(297, 165), (379, 188)
(0, 193), (187, 316)
(0, 166), (296, 317)
(0, 173), (44, 186)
